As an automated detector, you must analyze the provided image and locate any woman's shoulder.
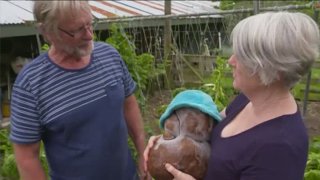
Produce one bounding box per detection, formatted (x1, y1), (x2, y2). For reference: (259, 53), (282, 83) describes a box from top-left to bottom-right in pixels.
(225, 93), (249, 115)
(250, 112), (308, 149)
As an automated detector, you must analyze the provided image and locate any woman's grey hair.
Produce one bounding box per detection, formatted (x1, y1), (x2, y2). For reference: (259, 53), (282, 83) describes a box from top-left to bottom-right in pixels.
(33, 1), (92, 35)
(231, 12), (320, 88)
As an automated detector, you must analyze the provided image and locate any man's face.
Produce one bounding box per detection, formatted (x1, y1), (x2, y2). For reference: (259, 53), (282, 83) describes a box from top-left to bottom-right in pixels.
(49, 10), (94, 58)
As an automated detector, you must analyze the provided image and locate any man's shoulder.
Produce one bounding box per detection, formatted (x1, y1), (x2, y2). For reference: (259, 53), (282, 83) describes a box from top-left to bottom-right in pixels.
(15, 53), (48, 79)
(94, 41), (118, 53)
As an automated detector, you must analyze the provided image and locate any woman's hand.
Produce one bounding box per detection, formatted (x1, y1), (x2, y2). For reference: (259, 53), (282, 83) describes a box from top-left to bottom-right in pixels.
(165, 163), (196, 180)
(143, 136), (197, 180)
(143, 135), (161, 172)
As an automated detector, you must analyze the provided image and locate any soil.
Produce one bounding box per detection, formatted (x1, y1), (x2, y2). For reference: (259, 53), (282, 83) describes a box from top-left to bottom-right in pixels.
(143, 90), (320, 139)
(301, 101), (320, 138)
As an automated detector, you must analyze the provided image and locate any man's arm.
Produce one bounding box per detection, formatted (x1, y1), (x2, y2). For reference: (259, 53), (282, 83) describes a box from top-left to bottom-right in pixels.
(124, 94), (147, 178)
(13, 142), (46, 180)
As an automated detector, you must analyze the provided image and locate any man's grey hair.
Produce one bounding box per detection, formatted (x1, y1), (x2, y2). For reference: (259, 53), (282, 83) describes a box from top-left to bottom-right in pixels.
(33, 1), (91, 35)
(231, 12), (320, 88)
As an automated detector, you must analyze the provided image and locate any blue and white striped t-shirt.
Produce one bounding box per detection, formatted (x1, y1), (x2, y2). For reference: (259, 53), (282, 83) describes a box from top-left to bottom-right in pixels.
(10, 42), (135, 143)
(10, 42), (137, 179)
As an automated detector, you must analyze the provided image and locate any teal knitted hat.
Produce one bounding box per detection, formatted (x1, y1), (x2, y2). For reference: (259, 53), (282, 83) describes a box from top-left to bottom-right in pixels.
(159, 90), (222, 129)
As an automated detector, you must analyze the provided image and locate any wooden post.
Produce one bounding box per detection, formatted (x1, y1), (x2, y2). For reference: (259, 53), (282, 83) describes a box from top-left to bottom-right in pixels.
(164, 0), (172, 60)
(164, 0), (174, 88)
(253, 0), (260, 14)
(303, 1), (319, 117)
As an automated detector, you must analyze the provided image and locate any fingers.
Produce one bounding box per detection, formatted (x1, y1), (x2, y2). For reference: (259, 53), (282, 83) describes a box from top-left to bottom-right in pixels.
(148, 135), (161, 147)
(143, 135), (161, 172)
(165, 163), (196, 180)
(165, 163), (182, 178)
(143, 144), (150, 171)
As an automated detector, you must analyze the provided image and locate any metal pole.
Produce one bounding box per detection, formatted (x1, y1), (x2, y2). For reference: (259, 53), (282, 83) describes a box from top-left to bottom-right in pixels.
(164, 0), (172, 60)
(253, 0), (260, 14)
(303, 3), (319, 117)
(218, 32), (221, 50)
(35, 32), (42, 54)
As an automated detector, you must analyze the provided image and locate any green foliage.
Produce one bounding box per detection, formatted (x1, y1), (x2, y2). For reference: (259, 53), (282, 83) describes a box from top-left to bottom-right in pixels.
(201, 56), (235, 110)
(219, 0), (236, 10)
(104, 24), (167, 161)
(309, 137), (320, 154)
(172, 87), (187, 97)
(154, 56), (234, 116)
(156, 104), (169, 118)
(219, 0), (314, 10)
(41, 44), (50, 52)
(1, 154), (19, 180)
(305, 170), (320, 180)
(127, 138), (138, 162)
(305, 137), (320, 180)
(0, 129), (12, 156)
(0, 128), (18, 179)
(291, 63), (320, 101)
(162, 56), (235, 111)
(105, 24), (164, 106)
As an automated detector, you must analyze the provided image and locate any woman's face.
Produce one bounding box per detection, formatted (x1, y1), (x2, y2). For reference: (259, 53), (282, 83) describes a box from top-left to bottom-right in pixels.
(228, 55), (261, 92)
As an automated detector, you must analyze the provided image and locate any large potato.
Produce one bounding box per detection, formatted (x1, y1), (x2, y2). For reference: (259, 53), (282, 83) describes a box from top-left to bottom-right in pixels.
(148, 108), (214, 180)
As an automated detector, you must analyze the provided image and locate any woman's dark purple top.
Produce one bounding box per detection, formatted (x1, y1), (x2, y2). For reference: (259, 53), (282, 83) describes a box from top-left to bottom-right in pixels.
(205, 93), (308, 180)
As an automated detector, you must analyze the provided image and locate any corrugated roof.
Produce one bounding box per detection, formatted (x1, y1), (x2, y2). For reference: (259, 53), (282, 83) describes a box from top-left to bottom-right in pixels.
(0, 1), (34, 24)
(0, 0), (221, 25)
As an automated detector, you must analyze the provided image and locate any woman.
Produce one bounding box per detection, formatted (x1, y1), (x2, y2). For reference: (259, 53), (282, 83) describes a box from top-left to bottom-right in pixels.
(144, 11), (319, 180)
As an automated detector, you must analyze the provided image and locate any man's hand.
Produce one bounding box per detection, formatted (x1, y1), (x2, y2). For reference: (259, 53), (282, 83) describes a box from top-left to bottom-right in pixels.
(137, 155), (151, 180)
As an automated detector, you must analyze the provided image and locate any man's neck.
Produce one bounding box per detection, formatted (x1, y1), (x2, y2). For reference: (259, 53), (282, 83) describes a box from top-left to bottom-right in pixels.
(48, 47), (90, 69)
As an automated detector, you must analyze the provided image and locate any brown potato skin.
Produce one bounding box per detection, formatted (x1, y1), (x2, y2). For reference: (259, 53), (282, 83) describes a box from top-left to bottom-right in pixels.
(148, 108), (214, 180)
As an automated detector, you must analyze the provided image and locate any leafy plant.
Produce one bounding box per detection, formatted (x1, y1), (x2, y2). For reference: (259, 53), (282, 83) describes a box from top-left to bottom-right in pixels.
(305, 137), (320, 180)
(104, 24), (168, 162)
(201, 56), (236, 110)
(162, 56), (235, 111)
(219, 0), (236, 10)
(0, 128), (18, 179)
(41, 44), (50, 52)
(105, 24), (165, 107)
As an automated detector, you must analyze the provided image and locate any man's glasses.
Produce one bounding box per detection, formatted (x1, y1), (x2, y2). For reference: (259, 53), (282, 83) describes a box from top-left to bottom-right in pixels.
(58, 20), (98, 38)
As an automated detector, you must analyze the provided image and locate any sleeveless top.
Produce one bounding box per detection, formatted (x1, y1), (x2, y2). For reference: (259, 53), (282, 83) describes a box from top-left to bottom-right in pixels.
(205, 93), (308, 180)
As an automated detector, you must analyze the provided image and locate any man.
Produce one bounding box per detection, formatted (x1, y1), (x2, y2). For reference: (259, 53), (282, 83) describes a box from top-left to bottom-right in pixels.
(10, 1), (147, 179)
